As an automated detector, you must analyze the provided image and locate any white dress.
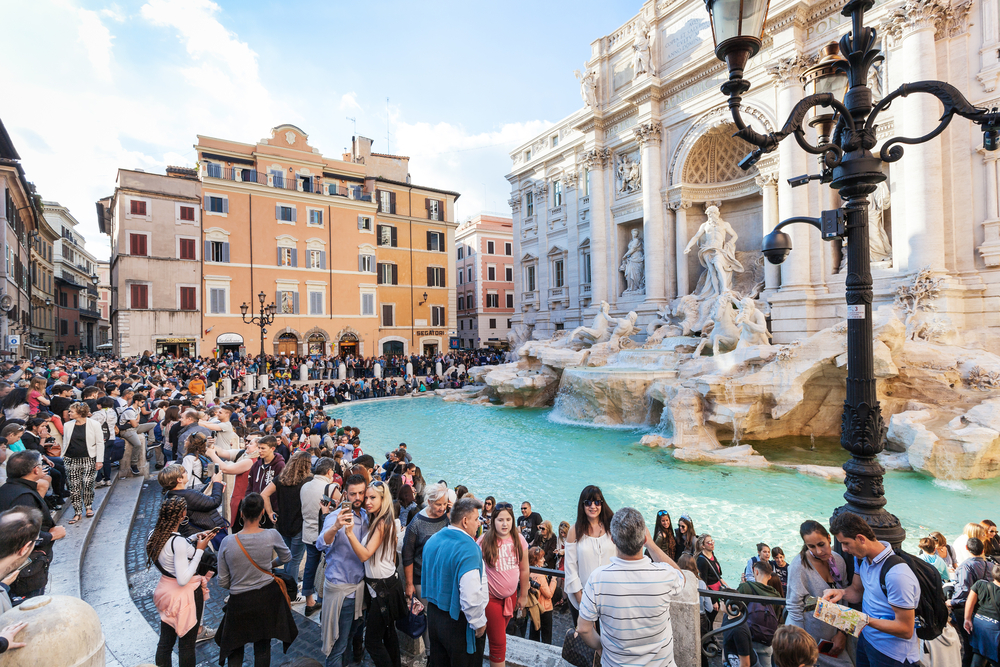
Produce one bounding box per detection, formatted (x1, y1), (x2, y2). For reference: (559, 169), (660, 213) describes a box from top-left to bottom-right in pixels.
(564, 531), (614, 609)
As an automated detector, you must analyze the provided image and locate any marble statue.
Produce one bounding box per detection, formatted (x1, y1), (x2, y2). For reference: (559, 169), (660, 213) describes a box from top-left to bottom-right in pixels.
(616, 153), (641, 195)
(840, 181), (892, 271)
(684, 205), (744, 300)
(619, 228), (645, 295)
(694, 291), (741, 356)
(575, 69), (598, 108)
(508, 323), (533, 354)
(633, 17), (653, 75)
(569, 300), (615, 348)
(734, 295), (772, 348)
(609, 311), (639, 348)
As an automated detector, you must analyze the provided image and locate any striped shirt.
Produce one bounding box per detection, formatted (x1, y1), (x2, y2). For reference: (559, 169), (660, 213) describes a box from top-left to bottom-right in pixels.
(579, 556), (686, 667)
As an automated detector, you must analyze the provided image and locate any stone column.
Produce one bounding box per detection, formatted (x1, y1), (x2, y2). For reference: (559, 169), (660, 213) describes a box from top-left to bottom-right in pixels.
(664, 202), (678, 300)
(756, 173), (781, 291)
(892, 0), (947, 272)
(768, 56), (813, 289)
(978, 149), (1000, 266)
(584, 148), (611, 306)
(674, 202), (693, 296)
(635, 123), (666, 303)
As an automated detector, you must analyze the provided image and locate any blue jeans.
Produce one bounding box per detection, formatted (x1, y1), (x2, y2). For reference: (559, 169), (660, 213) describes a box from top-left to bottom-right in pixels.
(280, 531), (305, 584)
(302, 542), (323, 598)
(326, 596), (364, 667)
(857, 631), (917, 667)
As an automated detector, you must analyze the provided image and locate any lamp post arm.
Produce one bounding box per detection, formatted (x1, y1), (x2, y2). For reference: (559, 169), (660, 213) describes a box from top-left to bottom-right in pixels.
(772, 216), (823, 233)
(868, 81), (1000, 162)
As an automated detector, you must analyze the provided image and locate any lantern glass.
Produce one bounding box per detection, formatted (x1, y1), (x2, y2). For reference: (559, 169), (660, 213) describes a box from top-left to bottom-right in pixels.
(708, 0), (771, 49)
(240, 302), (249, 316)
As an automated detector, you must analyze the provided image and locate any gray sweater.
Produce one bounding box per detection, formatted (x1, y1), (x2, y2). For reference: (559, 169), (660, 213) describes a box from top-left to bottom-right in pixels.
(217, 529), (290, 594)
(785, 553), (853, 667)
(401, 508), (448, 580)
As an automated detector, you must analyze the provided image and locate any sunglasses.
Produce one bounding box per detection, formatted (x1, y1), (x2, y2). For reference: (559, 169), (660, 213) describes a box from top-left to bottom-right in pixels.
(584, 499), (602, 508)
(370, 480), (385, 489)
(657, 510), (670, 517)
(495, 502), (514, 511)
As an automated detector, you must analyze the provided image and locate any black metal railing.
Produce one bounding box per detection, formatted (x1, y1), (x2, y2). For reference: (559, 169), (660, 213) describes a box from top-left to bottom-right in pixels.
(205, 165), (373, 201)
(79, 308), (101, 319)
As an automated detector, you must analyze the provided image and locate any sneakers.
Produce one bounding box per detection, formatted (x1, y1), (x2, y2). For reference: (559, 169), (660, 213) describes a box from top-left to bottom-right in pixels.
(305, 603), (322, 616)
(130, 466), (141, 476)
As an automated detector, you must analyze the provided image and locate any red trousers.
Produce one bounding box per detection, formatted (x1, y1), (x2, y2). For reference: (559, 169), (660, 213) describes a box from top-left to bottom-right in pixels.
(484, 595), (513, 663)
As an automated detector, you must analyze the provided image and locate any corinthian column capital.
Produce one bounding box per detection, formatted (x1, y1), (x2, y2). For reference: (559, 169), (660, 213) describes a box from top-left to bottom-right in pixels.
(766, 54), (816, 87)
(633, 122), (662, 147)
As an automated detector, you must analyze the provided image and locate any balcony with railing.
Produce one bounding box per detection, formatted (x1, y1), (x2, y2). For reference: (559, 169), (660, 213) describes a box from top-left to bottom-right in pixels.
(203, 164), (373, 202)
(79, 308), (101, 320)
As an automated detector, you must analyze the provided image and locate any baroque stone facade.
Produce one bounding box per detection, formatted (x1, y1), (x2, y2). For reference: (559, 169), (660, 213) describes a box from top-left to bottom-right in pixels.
(506, 0), (1000, 343)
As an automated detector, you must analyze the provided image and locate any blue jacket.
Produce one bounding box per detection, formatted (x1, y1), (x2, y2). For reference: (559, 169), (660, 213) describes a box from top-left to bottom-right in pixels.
(421, 527), (483, 653)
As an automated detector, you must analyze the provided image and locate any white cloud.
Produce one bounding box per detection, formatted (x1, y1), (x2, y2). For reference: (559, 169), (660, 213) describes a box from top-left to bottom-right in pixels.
(100, 5), (125, 22)
(396, 119), (553, 220)
(76, 8), (115, 81)
(340, 92), (362, 112)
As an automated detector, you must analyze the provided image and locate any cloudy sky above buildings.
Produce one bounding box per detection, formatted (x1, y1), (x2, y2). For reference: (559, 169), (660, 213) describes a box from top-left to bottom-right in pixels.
(1, 0), (640, 256)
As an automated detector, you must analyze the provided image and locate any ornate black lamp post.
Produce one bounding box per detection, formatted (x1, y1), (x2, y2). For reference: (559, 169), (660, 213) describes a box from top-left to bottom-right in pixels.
(703, 0), (1000, 545)
(240, 291), (277, 363)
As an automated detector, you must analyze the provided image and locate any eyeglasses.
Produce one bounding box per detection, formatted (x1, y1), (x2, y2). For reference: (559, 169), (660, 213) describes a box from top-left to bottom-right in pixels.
(584, 499), (602, 508)
(495, 502), (513, 511)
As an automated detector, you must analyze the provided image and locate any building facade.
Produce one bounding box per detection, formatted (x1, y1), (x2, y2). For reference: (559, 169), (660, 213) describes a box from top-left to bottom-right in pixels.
(46, 202), (101, 355)
(0, 120), (37, 358)
(194, 126), (459, 359)
(455, 214), (515, 349)
(98, 168), (203, 357)
(96, 260), (111, 351)
(508, 0), (1000, 343)
(29, 212), (57, 355)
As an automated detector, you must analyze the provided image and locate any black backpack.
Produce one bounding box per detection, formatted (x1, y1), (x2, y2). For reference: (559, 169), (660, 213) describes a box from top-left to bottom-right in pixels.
(878, 549), (949, 640)
(747, 600), (780, 645)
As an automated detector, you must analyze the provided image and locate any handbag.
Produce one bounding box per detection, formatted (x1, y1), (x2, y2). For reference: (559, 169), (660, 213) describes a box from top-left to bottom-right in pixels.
(233, 535), (294, 607)
(396, 597), (427, 638)
(562, 628), (599, 667)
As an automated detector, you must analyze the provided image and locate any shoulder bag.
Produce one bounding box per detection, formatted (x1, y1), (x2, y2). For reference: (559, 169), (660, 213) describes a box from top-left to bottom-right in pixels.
(233, 534), (296, 605)
(562, 628), (599, 667)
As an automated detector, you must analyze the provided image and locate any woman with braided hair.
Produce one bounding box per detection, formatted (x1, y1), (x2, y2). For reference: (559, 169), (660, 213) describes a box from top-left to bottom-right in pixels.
(147, 495), (216, 667)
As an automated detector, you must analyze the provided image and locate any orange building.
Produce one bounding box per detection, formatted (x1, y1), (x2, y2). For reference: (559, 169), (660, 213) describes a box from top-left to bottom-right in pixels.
(196, 126), (459, 358)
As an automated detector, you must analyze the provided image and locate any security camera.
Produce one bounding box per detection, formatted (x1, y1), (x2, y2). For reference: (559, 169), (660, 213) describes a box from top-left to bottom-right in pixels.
(984, 126), (1000, 152)
(762, 230), (793, 265)
(738, 149), (763, 171)
(788, 174), (812, 187)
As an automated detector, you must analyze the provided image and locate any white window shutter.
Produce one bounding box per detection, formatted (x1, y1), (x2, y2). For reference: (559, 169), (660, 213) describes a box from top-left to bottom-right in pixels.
(275, 204), (281, 220)
(291, 207), (297, 222)
(204, 240), (211, 260)
(222, 243), (230, 262)
(293, 291), (299, 314)
(222, 198), (228, 213)
(277, 248), (282, 266)
(291, 248), (298, 266)
(320, 251), (326, 270)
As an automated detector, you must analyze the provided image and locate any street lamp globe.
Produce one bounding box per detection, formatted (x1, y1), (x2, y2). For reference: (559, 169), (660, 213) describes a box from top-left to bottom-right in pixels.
(705, 0), (770, 88)
(240, 302), (249, 316)
(802, 43), (851, 142)
(258, 291), (266, 305)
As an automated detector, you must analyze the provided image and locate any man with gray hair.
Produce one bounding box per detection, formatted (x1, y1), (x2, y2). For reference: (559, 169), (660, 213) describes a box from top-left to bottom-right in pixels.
(578, 507), (686, 667)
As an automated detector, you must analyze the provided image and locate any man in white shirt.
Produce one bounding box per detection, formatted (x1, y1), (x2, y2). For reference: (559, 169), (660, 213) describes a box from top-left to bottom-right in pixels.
(199, 404), (238, 450)
(578, 507), (687, 667)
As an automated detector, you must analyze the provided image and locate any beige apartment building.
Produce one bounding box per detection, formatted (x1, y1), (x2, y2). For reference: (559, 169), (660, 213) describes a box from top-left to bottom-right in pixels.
(29, 211), (57, 354)
(97, 167), (203, 357)
(455, 214), (514, 349)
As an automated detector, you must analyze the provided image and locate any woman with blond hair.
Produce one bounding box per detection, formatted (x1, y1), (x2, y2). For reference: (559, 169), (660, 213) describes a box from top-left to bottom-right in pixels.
(261, 450), (313, 585)
(26, 376), (50, 416)
(955, 522), (987, 566)
(345, 480), (404, 667)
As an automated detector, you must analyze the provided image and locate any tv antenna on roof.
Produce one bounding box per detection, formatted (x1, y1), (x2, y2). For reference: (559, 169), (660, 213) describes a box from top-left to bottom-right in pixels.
(346, 117), (356, 136)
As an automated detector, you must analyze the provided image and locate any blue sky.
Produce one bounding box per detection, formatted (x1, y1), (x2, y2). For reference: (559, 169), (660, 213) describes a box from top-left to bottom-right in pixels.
(1, 0), (640, 256)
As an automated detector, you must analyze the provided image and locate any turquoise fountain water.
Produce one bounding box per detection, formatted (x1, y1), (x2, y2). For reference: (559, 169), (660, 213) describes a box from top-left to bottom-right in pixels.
(330, 398), (1000, 579)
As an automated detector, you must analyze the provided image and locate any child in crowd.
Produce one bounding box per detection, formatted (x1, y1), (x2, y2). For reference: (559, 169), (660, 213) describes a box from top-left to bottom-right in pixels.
(919, 536), (950, 582)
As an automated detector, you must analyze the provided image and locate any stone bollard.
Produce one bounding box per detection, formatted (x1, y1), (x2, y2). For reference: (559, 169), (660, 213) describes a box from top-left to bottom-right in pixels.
(0, 595), (105, 666)
(259, 374), (269, 390)
(244, 374), (256, 392)
(670, 571), (702, 667)
(398, 632), (426, 667)
(435, 361), (443, 376)
(406, 361), (413, 377)
(204, 384), (216, 405)
(221, 378), (232, 398)
(300, 365), (308, 382)
(373, 362), (382, 379)
(339, 364), (347, 380)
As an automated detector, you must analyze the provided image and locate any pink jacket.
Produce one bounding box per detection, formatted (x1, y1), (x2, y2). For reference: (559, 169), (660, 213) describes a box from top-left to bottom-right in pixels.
(153, 573), (211, 636)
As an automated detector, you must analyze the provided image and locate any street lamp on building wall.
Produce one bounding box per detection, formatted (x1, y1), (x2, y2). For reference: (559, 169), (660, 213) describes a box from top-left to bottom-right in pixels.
(703, 0), (1000, 545)
(240, 291), (276, 363)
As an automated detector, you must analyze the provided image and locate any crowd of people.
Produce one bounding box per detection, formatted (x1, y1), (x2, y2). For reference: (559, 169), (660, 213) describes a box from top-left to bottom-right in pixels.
(0, 352), (994, 667)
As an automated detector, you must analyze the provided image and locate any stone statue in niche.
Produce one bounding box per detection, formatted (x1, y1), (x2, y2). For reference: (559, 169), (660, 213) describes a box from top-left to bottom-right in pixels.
(575, 68), (598, 108)
(839, 180), (892, 271)
(632, 17), (653, 75)
(684, 205), (744, 300)
(619, 228), (645, 295)
(616, 152), (641, 195)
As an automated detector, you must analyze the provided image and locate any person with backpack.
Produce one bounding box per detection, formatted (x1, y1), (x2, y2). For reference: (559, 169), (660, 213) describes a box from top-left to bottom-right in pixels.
(950, 538), (992, 667)
(93, 397), (122, 488)
(115, 392), (144, 478)
(824, 512), (924, 667)
(737, 559), (783, 667)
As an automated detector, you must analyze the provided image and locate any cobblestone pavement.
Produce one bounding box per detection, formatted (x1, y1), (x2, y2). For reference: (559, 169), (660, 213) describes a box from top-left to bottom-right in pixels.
(126, 480), (571, 666)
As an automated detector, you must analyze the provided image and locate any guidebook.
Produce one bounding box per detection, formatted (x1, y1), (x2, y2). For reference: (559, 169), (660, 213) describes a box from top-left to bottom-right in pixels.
(814, 598), (870, 637)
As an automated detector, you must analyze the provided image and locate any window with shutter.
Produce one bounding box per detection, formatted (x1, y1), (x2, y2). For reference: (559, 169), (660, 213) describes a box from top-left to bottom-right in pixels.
(180, 206), (195, 221)
(131, 284), (148, 309)
(389, 191), (396, 214)
(505, 242), (512, 256)
(179, 238), (196, 260)
(458, 296), (464, 310)
(487, 265), (496, 281)
(381, 304), (394, 327)
(362, 293), (375, 316)
(180, 286), (197, 310)
(309, 210), (323, 226)
(129, 234), (148, 256)
(207, 196), (226, 213)
(487, 241), (495, 254)
(130, 200), (147, 216)
(506, 293), (514, 308)
(310, 291), (323, 314)
(391, 264), (398, 285)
